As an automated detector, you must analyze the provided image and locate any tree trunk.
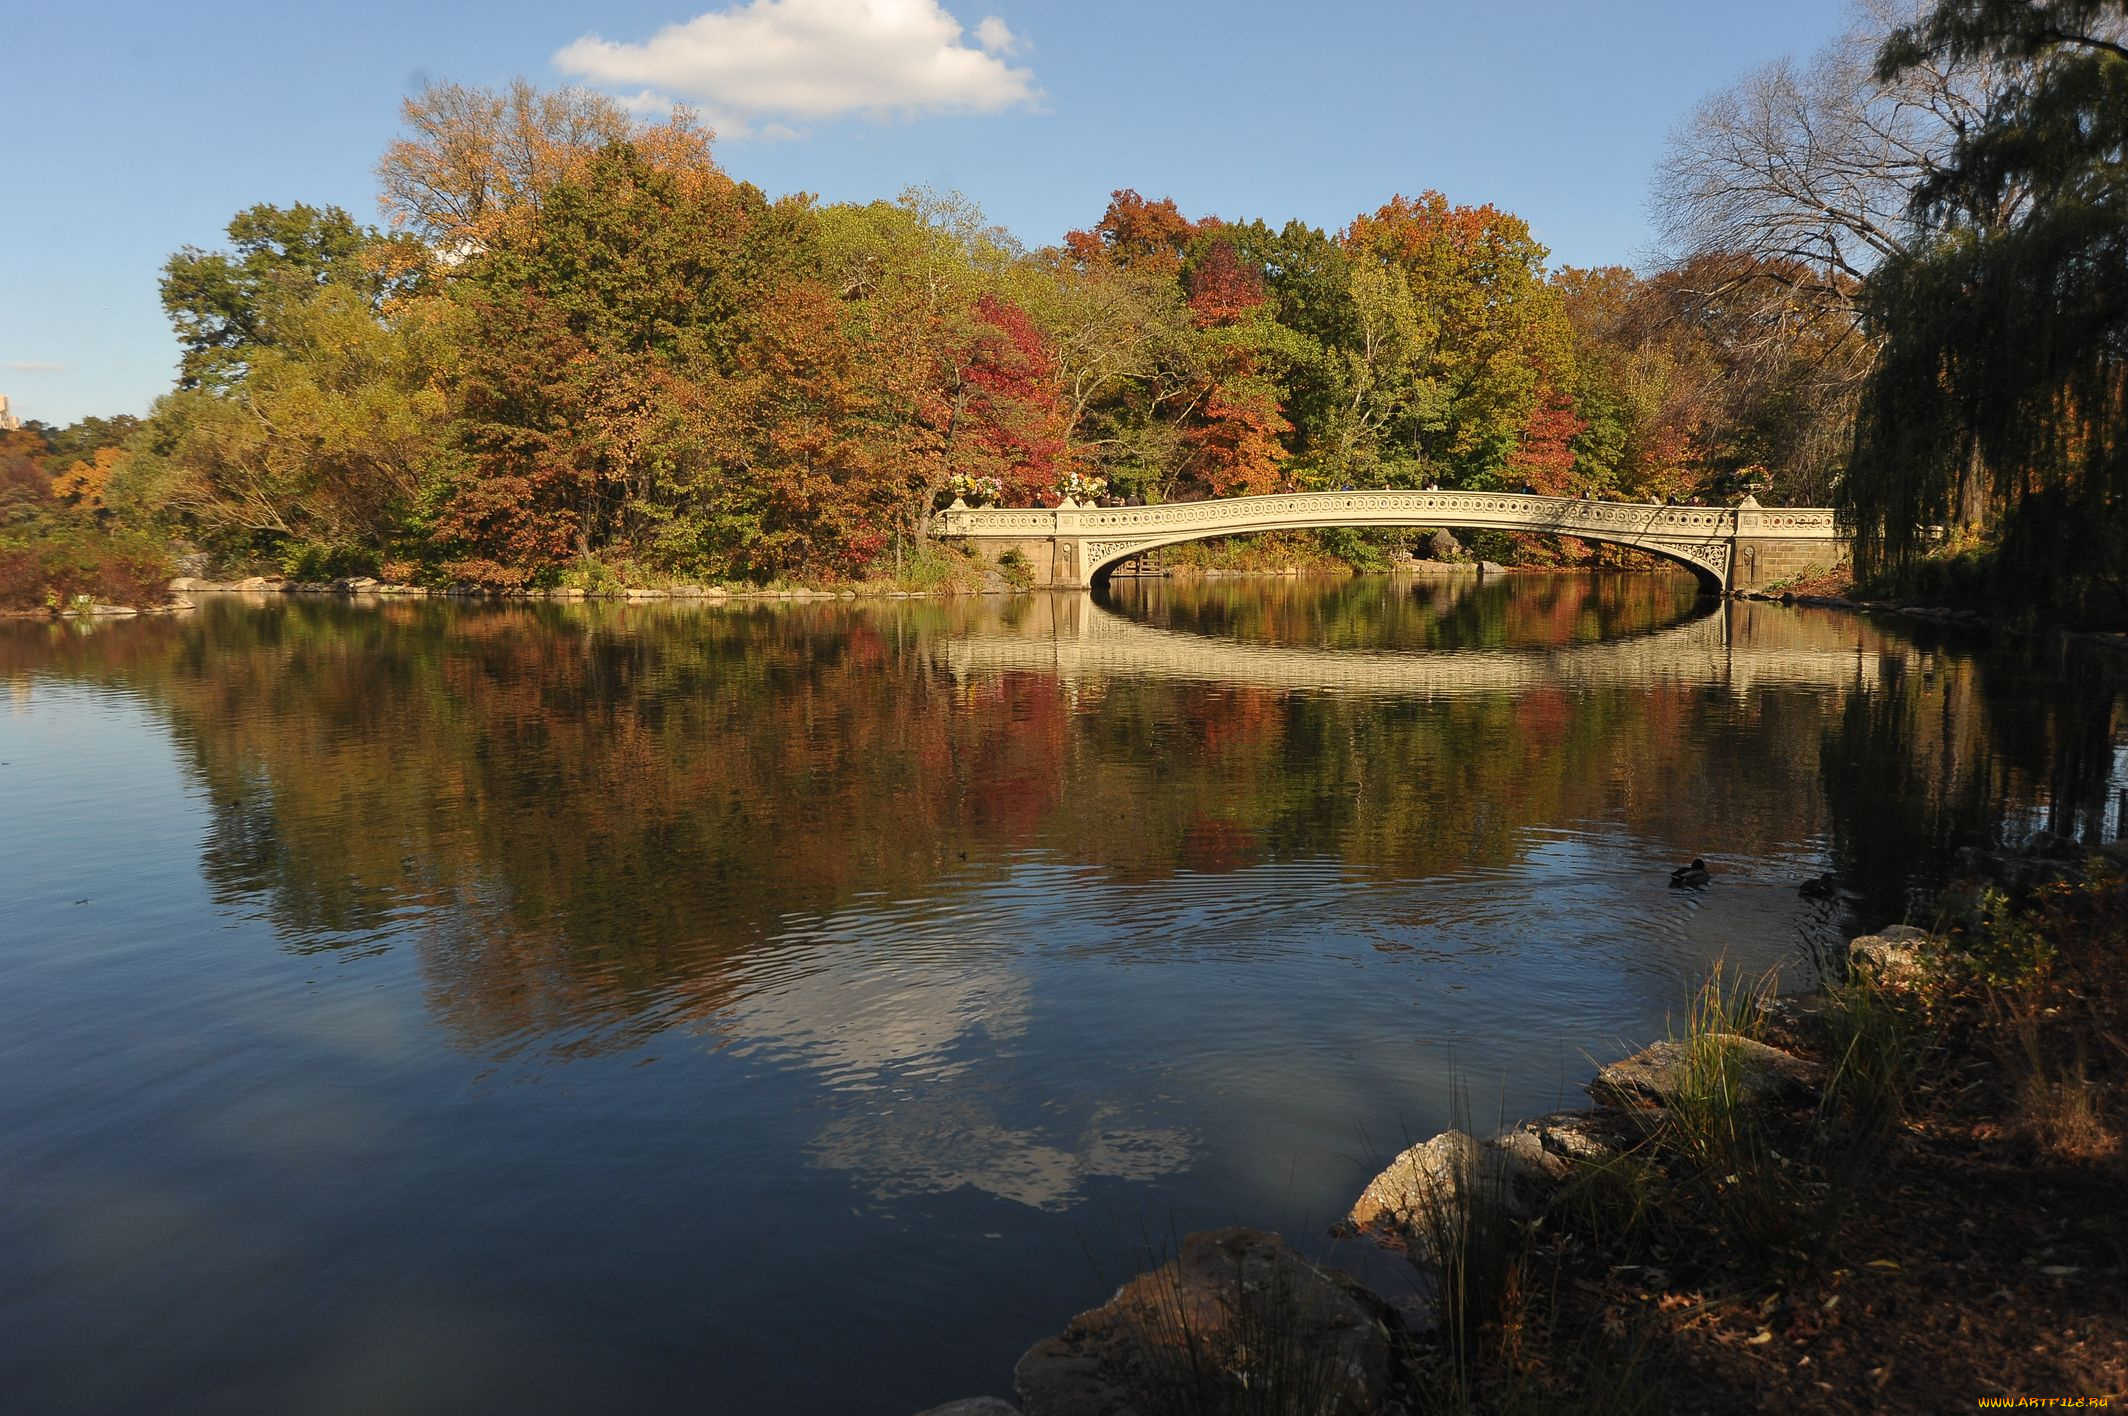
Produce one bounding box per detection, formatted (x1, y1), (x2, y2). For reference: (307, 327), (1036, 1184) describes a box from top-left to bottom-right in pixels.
(1956, 442), (1989, 531)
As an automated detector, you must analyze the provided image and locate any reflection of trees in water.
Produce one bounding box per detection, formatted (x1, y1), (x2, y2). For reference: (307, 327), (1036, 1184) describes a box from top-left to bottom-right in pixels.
(2, 589), (2120, 1057)
(1819, 636), (2123, 925)
(1111, 570), (1708, 652)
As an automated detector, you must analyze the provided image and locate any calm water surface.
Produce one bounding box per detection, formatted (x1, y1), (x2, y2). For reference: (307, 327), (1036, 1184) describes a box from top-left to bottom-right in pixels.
(2, 574), (2122, 1414)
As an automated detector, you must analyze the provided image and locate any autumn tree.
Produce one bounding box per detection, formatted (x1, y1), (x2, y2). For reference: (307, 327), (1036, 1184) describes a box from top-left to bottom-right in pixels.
(1214, 219), (1361, 475)
(435, 141), (780, 583)
(946, 293), (1076, 504)
(1179, 237), (1292, 497)
(1554, 259), (1879, 506)
(376, 78), (722, 250)
(1063, 189), (1206, 276)
(1504, 385), (1587, 495)
(1013, 256), (1199, 500)
(812, 189), (1022, 533)
(721, 282), (898, 580)
(39, 415), (143, 468)
(0, 428), (54, 532)
(51, 447), (130, 517)
(146, 281), (457, 570)
(0, 423), (173, 610)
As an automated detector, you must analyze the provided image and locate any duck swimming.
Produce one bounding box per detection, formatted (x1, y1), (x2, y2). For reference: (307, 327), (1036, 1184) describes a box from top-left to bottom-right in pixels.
(1799, 873), (1839, 900)
(1670, 857), (1711, 888)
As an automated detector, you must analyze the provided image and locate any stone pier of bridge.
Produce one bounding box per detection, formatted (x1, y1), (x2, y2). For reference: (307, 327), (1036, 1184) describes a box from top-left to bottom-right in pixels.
(937, 490), (1847, 595)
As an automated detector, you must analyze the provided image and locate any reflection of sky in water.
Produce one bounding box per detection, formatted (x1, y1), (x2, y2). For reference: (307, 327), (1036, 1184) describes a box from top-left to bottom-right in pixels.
(701, 835), (1821, 1212)
(719, 907), (1036, 1090)
(810, 1099), (1193, 1210)
(714, 890), (1196, 1207)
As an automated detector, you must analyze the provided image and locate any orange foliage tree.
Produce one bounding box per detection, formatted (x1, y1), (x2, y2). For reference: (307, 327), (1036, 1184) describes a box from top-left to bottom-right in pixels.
(1064, 189), (1207, 276)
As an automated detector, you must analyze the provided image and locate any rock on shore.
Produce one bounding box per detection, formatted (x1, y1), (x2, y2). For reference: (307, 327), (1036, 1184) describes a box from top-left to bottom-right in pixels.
(1587, 1034), (1820, 1110)
(1012, 1228), (1398, 1416)
(1345, 1111), (1645, 1252)
(1847, 923), (1934, 985)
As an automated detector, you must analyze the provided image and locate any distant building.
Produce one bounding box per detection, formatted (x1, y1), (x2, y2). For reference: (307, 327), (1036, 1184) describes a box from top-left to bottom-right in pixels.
(0, 394), (20, 431)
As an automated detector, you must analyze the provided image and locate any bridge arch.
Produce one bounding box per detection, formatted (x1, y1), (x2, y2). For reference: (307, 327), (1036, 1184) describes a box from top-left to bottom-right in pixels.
(940, 491), (1845, 593)
(1074, 495), (1729, 591)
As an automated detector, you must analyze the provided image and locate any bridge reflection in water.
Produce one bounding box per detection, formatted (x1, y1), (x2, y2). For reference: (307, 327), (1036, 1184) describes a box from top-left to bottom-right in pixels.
(947, 592), (1890, 699)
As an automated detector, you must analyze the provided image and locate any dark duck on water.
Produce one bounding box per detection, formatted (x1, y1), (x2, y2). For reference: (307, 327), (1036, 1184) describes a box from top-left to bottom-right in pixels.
(1670, 857), (1711, 888)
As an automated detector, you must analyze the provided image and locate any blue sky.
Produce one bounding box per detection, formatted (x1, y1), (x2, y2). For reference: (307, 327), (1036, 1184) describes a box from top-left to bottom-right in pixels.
(2, 0), (1855, 426)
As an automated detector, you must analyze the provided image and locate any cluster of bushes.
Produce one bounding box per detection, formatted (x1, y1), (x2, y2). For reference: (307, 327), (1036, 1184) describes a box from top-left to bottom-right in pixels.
(0, 422), (172, 613)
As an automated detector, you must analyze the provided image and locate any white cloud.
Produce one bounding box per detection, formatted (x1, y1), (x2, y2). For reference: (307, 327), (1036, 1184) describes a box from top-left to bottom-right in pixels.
(974, 15), (1020, 55)
(7, 361), (64, 374)
(554, 0), (1038, 130)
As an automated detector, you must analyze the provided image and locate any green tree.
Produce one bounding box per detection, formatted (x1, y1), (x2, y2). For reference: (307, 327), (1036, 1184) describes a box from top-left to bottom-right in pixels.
(145, 283), (457, 569)
(160, 203), (419, 390)
(1846, 0), (2128, 620)
(1339, 194), (1578, 486)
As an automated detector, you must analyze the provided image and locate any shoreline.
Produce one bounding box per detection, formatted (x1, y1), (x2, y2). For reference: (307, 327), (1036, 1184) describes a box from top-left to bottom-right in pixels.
(12, 568), (2125, 658)
(929, 835), (2128, 1414)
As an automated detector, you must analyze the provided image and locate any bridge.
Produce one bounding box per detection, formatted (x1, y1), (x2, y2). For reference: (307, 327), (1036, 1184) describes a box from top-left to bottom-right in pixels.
(943, 596), (1892, 701)
(938, 490), (1847, 594)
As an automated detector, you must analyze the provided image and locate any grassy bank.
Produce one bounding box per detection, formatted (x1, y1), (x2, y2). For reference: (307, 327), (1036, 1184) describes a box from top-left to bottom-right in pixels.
(1395, 863), (2127, 1413)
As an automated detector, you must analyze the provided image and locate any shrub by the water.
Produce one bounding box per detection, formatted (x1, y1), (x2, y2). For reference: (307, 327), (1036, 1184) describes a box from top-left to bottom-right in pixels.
(0, 527), (173, 611)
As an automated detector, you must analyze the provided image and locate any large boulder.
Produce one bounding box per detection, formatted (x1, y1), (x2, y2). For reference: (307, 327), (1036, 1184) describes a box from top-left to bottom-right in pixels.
(1347, 1114), (1638, 1251)
(1349, 1130), (1481, 1238)
(1426, 528), (1460, 561)
(1847, 926), (1934, 986)
(1014, 1228), (1398, 1416)
(1587, 1035), (1820, 1110)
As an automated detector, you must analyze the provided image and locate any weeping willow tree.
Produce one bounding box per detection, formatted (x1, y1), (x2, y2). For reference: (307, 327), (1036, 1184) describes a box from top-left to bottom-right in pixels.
(1845, 0), (2128, 622)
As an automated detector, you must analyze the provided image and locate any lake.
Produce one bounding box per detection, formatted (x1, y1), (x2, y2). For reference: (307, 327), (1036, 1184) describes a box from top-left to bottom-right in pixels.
(2, 573), (2121, 1414)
